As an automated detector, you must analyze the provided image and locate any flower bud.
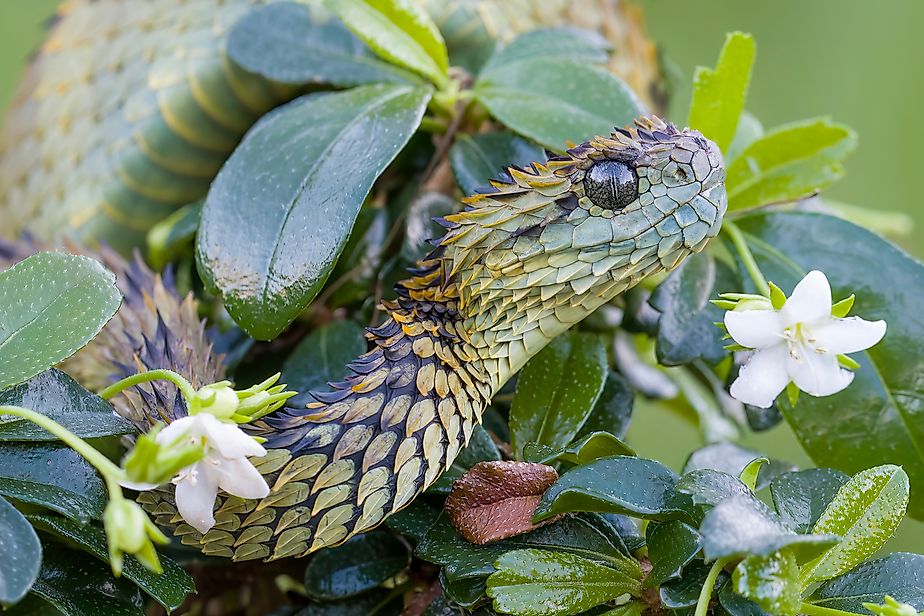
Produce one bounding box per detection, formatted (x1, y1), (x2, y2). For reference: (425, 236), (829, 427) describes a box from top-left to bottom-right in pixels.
(121, 425), (204, 487)
(193, 382), (239, 418)
(733, 296), (773, 312)
(103, 499), (167, 575)
(863, 596), (919, 616)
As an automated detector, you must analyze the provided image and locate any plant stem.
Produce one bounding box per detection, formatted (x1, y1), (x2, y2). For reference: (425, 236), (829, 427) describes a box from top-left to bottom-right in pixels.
(694, 557), (731, 616)
(722, 220), (771, 297)
(100, 368), (196, 403)
(800, 602), (861, 616)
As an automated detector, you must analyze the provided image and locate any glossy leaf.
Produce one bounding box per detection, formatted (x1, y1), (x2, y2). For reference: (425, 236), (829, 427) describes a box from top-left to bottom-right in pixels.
(733, 211), (924, 518)
(28, 514), (193, 612)
(733, 550), (801, 616)
(480, 27), (610, 75)
(726, 119), (857, 210)
(486, 548), (641, 616)
(808, 553), (924, 614)
(687, 32), (756, 153)
(770, 469), (850, 533)
(683, 442), (793, 491)
(197, 84), (431, 339)
(0, 370), (133, 441)
(383, 498), (441, 545)
(577, 371), (634, 440)
(25, 546), (144, 616)
(525, 432), (636, 467)
(0, 252), (121, 391)
(719, 580), (774, 616)
(402, 192), (457, 263)
(282, 320), (367, 394)
(676, 469), (752, 510)
(644, 521), (701, 588)
(649, 252), (738, 366)
(601, 514), (645, 553)
(429, 425), (501, 494)
(0, 443), (105, 522)
(449, 131), (545, 196)
(146, 200), (202, 270)
(510, 332), (608, 458)
(661, 560), (728, 610)
(303, 531), (410, 600)
(323, 0), (448, 86)
(228, 2), (417, 86)
(801, 465), (909, 585)
(532, 456), (694, 524)
(474, 57), (644, 152)
(700, 495), (839, 562)
(0, 497), (41, 606)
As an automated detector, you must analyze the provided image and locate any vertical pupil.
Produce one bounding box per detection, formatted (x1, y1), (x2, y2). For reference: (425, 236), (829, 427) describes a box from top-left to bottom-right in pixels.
(585, 160), (638, 211)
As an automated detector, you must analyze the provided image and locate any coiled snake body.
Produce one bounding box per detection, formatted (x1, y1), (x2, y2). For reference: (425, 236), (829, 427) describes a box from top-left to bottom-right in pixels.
(0, 2), (725, 560)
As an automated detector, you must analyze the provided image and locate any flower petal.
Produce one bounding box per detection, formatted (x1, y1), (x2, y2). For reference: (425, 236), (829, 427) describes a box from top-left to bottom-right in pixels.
(174, 464), (219, 534)
(201, 416), (266, 459)
(155, 415), (198, 445)
(729, 345), (791, 408)
(209, 456), (270, 499)
(781, 270), (832, 326)
(788, 345), (854, 397)
(811, 317), (887, 355)
(725, 309), (783, 349)
(119, 479), (160, 492)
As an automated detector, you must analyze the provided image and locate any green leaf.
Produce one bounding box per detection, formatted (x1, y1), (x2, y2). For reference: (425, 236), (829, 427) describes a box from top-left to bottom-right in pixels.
(486, 548), (641, 616)
(0, 443), (105, 522)
(384, 498), (441, 545)
(770, 469), (850, 533)
(577, 371), (634, 440)
(297, 589), (404, 616)
(800, 465), (909, 585)
(687, 32), (756, 153)
(699, 495), (839, 562)
(303, 531), (410, 600)
(197, 84), (431, 339)
(661, 560), (728, 610)
(479, 27), (611, 75)
(25, 545), (144, 616)
(429, 424), (500, 494)
(146, 200), (202, 270)
(719, 579), (774, 616)
(323, 0), (448, 87)
(733, 550), (801, 616)
(27, 514), (193, 612)
(526, 432), (636, 467)
(0, 252), (121, 391)
(684, 442), (793, 491)
(402, 192), (457, 264)
(725, 118), (857, 210)
(228, 2), (418, 87)
(510, 332), (608, 458)
(727, 111), (764, 162)
(649, 252), (739, 366)
(739, 458), (768, 492)
(0, 497), (41, 605)
(281, 321), (367, 394)
(0, 370), (133, 441)
(474, 58), (644, 152)
(732, 211), (924, 518)
(676, 469), (753, 510)
(644, 521), (701, 588)
(532, 456), (694, 524)
(808, 553), (924, 614)
(449, 131), (545, 196)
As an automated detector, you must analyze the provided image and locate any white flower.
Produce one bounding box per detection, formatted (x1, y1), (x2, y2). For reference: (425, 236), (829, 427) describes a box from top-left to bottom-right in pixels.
(725, 270), (886, 408)
(132, 413), (270, 533)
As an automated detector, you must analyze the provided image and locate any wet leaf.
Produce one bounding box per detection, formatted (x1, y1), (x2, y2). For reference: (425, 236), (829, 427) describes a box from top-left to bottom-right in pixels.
(661, 560), (728, 610)
(733, 211), (924, 518)
(323, 0), (448, 86)
(282, 321), (367, 394)
(474, 57), (644, 152)
(479, 27), (610, 75)
(228, 2), (417, 86)
(486, 548), (641, 616)
(446, 461), (559, 545)
(676, 469), (752, 513)
(700, 494), (839, 563)
(510, 332), (608, 458)
(726, 119), (856, 210)
(384, 498), (441, 544)
(0, 497), (41, 606)
(532, 456), (694, 524)
(719, 580), (773, 616)
(808, 553), (924, 614)
(0, 370), (133, 441)
(687, 32), (756, 153)
(449, 132), (545, 196)
(801, 465), (909, 585)
(303, 531), (410, 600)
(28, 514), (193, 612)
(577, 371), (634, 440)
(524, 432), (635, 467)
(644, 521), (701, 588)
(683, 442), (793, 491)
(733, 550), (801, 616)
(770, 469), (850, 533)
(197, 84), (431, 339)
(0, 252), (121, 391)
(429, 425), (501, 494)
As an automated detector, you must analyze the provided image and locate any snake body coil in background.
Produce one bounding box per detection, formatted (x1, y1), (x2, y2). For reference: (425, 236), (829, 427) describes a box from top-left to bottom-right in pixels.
(0, 1), (725, 561)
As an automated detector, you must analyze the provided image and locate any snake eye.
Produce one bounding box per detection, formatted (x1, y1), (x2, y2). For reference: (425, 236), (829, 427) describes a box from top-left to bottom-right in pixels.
(584, 160), (638, 212)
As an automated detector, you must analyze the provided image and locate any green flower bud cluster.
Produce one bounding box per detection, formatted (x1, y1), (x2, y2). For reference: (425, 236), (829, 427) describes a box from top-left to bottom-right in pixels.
(189, 373), (296, 422)
(863, 596), (921, 616)
(104, 498), (169, 575)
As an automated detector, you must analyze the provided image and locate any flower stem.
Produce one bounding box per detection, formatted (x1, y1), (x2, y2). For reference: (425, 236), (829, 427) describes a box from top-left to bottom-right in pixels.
(99, 369), (196, 403)
(800, 602), (861, 616)
(694, 557), (732, 616)
(723, 221), (771, 297)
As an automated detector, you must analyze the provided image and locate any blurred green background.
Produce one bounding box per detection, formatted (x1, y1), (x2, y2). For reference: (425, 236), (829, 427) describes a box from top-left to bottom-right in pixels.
(1, 1), (920, 546)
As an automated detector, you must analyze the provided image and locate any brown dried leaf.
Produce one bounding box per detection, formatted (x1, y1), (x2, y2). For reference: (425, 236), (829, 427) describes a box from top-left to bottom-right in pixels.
(445, 460), (560, 545)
